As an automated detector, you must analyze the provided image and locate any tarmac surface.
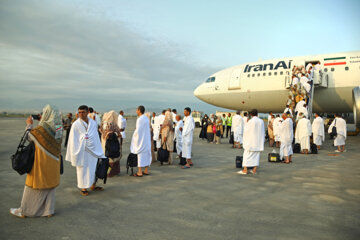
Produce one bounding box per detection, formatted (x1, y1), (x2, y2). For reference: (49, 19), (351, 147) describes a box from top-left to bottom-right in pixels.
(0, 118), (359, 240)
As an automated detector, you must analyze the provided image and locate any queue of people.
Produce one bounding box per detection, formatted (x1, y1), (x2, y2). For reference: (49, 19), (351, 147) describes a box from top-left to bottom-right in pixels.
(10, 104), (195, 218)
(9, 103), (348, 218)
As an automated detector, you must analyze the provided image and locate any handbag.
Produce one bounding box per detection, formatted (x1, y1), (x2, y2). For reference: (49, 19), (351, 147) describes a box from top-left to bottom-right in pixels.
(331, 119), (337, 137)
(216, 130), (221, 137)
(11, 129), (35, 175)
(157, 142), (169, 163)
(95, 158), (110, 184)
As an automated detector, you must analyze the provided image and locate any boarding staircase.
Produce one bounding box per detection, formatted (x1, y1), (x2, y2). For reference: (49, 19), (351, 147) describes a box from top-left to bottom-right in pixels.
(309, 71), (328, 121)
(285, 70), (328, 122)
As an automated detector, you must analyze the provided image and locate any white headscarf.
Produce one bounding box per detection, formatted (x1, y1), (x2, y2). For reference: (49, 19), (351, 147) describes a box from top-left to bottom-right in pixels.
(39, 104), (63, 141)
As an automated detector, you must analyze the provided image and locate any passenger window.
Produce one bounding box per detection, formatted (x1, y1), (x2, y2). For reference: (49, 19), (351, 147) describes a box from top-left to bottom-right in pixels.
(206, 78), (211, 83)
(331, 68), (335, 72)
(324, 68), (328, 72)
(345, 66), (349, 71)
(268, 72), (272, 76)
(252, 74), (255, 77)
(257, 73), (260, 77)
(274, 72), (277, 76)
(211, 77), (215, 82)
(280, 71), (283, 75)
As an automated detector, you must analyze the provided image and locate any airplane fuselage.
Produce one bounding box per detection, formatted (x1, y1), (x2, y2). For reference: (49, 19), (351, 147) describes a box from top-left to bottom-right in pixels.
(194, 51), (360, 114)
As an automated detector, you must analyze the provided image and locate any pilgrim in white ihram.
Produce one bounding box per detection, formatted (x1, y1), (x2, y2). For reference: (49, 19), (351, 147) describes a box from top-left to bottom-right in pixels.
(66, 116), (105, 189)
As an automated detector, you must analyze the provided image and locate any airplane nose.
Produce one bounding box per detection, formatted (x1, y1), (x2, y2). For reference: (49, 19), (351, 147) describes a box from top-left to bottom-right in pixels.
(194, 85), (200, 97)
(194, 84), (207, 102)
(194, 84), (203, 99)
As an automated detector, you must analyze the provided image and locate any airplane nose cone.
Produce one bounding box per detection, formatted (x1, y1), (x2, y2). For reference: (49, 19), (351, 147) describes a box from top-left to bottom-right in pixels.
(194, 85), (201, 98)
(194, 84), (204, 100)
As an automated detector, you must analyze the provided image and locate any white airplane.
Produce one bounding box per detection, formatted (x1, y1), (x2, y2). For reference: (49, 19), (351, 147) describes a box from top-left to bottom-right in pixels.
(194, 51), (360, 126)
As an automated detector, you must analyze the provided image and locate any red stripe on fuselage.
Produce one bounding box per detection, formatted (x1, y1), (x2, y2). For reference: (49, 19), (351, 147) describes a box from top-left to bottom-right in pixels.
(324, 62), (346, 66)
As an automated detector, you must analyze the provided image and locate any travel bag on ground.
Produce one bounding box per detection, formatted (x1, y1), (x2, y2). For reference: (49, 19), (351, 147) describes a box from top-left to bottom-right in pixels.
(293, 143), (301, 153)
(235, 156), (243, 168)
(310, 143), (318, 154)
(157, 143), (169, 163)
(126, 153), (138, 175)
(268, 153), (281, 162)
(229, 132), (234, 144)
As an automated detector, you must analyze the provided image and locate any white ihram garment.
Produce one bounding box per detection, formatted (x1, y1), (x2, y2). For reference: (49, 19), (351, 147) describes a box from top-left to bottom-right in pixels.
(295, 100), (306, 113)
(273, 117), (282, 142)
(130, 115), (152, 168)
(66, 117), (105, 189)
(242, 116), (265, 167)
(296, 106), (308, 121)
(295, 118), (312, 150)
(182, 116), (195, 159)
(117, 114), (127, 139)
(232, 115), (244, 143)
(152, 116), (161, 148)
(312, 116), (325, 146)
(328, 117), (347, 146)
(279, 118), (294, 159)
(175, 120), (184, 155)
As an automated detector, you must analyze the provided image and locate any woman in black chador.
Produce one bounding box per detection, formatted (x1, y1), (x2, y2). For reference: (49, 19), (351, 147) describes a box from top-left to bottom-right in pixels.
(199, 114), (208, 140)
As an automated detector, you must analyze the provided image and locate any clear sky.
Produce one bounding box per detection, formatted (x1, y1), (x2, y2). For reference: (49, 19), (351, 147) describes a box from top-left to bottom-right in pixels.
(0, 0), (359, 114)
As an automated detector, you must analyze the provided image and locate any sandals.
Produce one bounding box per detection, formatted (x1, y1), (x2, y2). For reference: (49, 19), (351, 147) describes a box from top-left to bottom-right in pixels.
(10, 208), (25, 218)
(182, 165), (191, 169)
(81, 190), (89, 196)
(142, 172), (149, 176)
(132, 173), (143, 177)
(90, 186), (104, 191)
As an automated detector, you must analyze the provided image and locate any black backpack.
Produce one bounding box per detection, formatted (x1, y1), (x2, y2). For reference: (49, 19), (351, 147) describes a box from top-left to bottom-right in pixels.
(95, 158), (110, 184)
(126, 153), (138, 175)
(105, 132), (120, 158)
(11, 130), (35, 175)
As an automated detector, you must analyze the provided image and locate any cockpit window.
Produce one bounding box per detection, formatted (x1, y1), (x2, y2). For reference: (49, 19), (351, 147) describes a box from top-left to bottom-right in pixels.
(205, 77), (216, 83)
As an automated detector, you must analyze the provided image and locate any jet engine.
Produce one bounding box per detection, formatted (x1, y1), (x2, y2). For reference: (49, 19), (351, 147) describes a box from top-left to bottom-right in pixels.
(353, 86), (360, 128)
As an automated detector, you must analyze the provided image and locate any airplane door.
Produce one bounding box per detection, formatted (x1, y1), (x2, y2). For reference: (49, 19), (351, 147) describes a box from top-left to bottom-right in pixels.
(284, 70), (291, 89)
(228, 68), (242, 90)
